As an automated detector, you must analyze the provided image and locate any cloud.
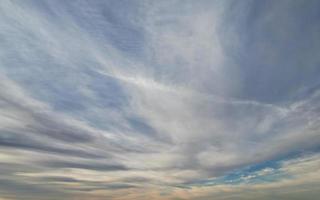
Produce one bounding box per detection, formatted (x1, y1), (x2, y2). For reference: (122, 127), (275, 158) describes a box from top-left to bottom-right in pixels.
(39, 160), (129, 171)
(0, 0), (319, 199)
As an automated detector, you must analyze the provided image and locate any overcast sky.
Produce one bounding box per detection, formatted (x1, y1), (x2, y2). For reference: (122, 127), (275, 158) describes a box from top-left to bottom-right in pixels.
(0, 0), (320, 200)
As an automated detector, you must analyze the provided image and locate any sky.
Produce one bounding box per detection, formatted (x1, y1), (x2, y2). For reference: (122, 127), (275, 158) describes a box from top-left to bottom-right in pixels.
(0, 0), (320, 200)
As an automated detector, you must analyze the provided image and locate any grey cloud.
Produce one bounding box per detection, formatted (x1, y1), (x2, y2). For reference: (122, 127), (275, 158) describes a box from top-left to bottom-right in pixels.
(85, 183), (136, 191)
(65, 183), (136, 192)
(35, 176), (138, 191)
(0, 178), (68, 200)
(121, 176), (151, 183)
(39, 160), (129, 171)
(0, 141), (102, 159)
(36, 176), (81, 183)
(29, 113), (95, 143)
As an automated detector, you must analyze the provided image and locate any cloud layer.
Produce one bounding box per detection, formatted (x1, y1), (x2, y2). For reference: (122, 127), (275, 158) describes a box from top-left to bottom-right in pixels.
(0, 0), (320, 199)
